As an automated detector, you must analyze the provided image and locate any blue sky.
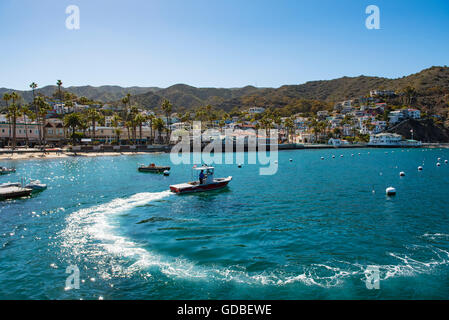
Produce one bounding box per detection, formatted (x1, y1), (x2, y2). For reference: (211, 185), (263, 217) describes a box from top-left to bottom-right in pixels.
(0, 0), (448, 90)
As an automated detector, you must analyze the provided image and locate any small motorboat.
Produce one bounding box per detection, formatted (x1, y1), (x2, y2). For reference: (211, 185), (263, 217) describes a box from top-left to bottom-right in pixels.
(25, 180), (47, 191)
(170, 166), (232, 194)
(0, 167), (16, 175)
(138, 163), (171, 173)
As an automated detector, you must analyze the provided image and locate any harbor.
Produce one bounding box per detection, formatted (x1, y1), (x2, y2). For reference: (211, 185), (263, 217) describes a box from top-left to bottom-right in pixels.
(1, 147), (449, 299)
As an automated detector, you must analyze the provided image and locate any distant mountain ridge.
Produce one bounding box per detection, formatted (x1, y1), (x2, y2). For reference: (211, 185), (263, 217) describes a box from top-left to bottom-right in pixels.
(2, 66), (449, 115)
(0, 85), (160, 104)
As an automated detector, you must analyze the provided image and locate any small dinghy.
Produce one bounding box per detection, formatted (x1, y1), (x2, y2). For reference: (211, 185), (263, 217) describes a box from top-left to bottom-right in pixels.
(138, 163), (171, 173)
(25, 180), (47, 191)
(170, 166), (232, 194)
(0, 167), (16, 175)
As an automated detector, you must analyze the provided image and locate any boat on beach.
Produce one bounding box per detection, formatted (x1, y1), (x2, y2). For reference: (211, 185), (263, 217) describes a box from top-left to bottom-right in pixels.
(170, 166), (232, 194)
(138, 163), (171, 173)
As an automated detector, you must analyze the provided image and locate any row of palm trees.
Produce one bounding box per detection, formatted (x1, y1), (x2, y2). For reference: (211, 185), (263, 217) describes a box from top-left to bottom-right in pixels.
(2, 87), (52, 149)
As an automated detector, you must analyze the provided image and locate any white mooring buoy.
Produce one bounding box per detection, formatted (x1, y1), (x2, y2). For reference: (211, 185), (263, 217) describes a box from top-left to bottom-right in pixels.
(289, 159), (293, 162)
(399, 172), (405, 177)
(445, 160), (448, 164)
(321, 157), (325, 160)
(418, 166), (423, 171)
(386, 187), (396, 196)
(437, 162), (441, 167)
(238, 163), (242, 168)
(163, 170), (170, 176)
(332, 155), (335, 159)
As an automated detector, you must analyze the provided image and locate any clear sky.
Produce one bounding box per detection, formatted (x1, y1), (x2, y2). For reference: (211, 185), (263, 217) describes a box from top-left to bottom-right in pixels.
(0, 0), (448, 90)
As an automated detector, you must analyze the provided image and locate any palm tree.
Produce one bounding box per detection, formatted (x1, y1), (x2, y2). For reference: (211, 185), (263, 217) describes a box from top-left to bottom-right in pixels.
(284, 117), (295, 143)
(152, 118), (165, 143)
(114, 128), (122, 145)
(35, 97), (50, 145)
(64, 113), (82, 144)
(9, 92), (21, 149)
(121, 93), (131, 120)
(30, 82), (38, 133)
(125, 121), (132, 143)
(111, 114), (122, 144)
(161, 99), (172, 143)
(402, 86), (416, 106)
(134, 113), (146, 144)
(56, 80), (63, 103)
(22, 104), (31, 146)
(87, 108), (101, 141)
(3, 93), (12, 147)
(146, 114), (155, 144)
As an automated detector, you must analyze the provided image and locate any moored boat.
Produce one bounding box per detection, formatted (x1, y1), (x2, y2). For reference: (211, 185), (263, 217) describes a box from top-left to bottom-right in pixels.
(0, 186), (32, 200)
(25, 180), (48, 191)
(0, 167), (16, 175)
(170, 166), (232, 194)
(138, 163), (171, 173)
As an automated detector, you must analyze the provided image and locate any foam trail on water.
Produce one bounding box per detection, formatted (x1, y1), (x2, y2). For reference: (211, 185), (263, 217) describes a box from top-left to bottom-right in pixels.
(60, 194), (449, 288)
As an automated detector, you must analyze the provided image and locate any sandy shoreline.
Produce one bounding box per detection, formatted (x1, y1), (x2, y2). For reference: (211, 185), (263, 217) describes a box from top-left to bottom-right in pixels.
(0, 151), (160, 161)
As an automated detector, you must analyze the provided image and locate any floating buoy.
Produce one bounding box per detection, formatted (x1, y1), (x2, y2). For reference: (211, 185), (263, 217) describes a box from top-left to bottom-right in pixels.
(386, 187), (396, 196)
(418, 166), (423, 171)
(351, 154), (354, 157)
(332, 155), (335, 159)
(321, 157), (324, 160)
(340, 155), (343, 158)
(438, 157), (441, 161)
(289, 159), (293, 162)
(358, 153), (361, 155)
(163, 170), (170, 176)
(437, 163), (441, 167)
(399, 171), (405, 177)
(445, 160), (448, 164)
(238, 164), (242, 168)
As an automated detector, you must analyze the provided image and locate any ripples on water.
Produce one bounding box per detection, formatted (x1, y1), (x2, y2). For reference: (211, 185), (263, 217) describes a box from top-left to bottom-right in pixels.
(1, 149), (449, 299)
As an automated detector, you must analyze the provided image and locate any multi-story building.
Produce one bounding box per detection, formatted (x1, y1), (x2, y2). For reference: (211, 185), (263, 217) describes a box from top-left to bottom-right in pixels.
(248, 107), (266, 114)
(368, 133), (403, 146)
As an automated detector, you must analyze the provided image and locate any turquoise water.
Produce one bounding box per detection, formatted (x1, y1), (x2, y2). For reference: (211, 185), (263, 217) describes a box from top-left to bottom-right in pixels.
(1, 148), (449, 300)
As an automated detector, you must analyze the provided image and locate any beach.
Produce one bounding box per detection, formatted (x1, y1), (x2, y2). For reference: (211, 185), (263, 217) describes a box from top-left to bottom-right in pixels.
(0, 151), (162, 161)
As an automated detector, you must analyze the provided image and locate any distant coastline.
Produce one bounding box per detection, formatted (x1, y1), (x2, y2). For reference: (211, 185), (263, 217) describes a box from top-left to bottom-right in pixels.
(2, 143), (448, 161)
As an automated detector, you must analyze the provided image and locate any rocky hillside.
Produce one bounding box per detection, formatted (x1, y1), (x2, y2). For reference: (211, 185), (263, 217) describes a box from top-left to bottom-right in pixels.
(2, 66), (449, 116)
(387, 118), (449, 143)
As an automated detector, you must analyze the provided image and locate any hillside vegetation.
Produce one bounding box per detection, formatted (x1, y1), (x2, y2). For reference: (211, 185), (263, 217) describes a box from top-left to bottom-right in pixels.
(2, 66), (449, 116)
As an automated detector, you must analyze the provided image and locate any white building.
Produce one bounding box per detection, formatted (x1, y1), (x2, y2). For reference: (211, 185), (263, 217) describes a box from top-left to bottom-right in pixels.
(388, 110), (404, 124)
(370, 90), (396, 97)
(368, 133), (403, 146)
(248, 107), (265, 114)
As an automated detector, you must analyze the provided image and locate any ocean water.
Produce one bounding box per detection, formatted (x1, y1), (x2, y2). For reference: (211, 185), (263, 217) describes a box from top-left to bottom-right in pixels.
(1, 148), (449, 300)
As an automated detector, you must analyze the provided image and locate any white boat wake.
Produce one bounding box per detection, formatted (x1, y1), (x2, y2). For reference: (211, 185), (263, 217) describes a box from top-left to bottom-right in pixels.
(59, 192), (449, 288)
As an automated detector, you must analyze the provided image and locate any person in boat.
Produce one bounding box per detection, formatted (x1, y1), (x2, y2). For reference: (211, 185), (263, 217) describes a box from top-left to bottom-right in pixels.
(199, 170), (205, 184)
